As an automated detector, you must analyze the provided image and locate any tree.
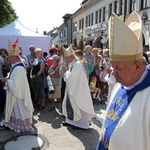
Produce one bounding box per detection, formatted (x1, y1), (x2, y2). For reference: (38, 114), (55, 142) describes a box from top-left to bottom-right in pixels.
(0, 0), (18, 28)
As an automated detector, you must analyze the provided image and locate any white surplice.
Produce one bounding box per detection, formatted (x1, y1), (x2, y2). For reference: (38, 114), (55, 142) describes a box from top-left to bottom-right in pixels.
(2, 62), (34, 133)
(62, 59), (95, 129)
(107, 68), (150, 150)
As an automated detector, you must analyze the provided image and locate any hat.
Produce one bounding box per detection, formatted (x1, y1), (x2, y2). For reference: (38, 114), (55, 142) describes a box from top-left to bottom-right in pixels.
(49, 44), (58, 52)
(50, 55), (60, 60)
(63, 44), (75, 57)
(8, 38), (20, 56)
(109, 11), (143, 62)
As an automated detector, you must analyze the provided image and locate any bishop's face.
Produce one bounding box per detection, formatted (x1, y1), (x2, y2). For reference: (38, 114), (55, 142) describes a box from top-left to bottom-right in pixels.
(111, 61), (139, 87)
(66, 55), (74, 64)
(8, 55), (20, 64)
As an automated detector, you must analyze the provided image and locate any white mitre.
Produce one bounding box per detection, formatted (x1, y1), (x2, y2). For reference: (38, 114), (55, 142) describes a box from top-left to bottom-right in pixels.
(8, 38), (20, 56)
(109, 11), (143, 62)
(63, 44), (75, 57)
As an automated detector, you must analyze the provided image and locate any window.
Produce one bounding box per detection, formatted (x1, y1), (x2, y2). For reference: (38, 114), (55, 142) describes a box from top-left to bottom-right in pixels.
(86, 16), (88, 27)
(114, 1), (117, 14)
(79, 19), (81, 30)
(64, 30), (66, 38)
(95, 10), (98, 24)
(82, 18), (84, 29)
(103, 7), (105, 21)
(129, 0), (136, 13)
(141, 0), (148, 9)
(119, 0), (123, 15)
(99, 9), (101, 23)
(91, 13), (93, 25)
(59, 31), (63, 39)
(88, 15), (91, 26)
(124, 0), (127, 17)
(109, 3), (112, 18)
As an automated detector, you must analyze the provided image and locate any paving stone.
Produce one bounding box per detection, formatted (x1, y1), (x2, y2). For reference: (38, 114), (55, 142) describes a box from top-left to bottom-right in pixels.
(0, 100), (105, 150)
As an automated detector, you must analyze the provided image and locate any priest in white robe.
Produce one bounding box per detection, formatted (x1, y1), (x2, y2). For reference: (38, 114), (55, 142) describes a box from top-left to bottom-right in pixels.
(61, 45), (95, 129)
(0, 39), (34, 133)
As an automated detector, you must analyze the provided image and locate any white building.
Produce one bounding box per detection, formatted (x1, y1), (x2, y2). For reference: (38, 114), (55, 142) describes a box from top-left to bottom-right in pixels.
(72, 0), (150, 49)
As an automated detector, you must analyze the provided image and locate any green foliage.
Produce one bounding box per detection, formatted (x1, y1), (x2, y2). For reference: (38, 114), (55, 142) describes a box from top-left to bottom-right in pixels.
(0, 0), (18, 28)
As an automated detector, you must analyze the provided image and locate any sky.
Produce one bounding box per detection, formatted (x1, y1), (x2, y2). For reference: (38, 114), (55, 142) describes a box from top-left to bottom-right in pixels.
(9, 0), (82, 34)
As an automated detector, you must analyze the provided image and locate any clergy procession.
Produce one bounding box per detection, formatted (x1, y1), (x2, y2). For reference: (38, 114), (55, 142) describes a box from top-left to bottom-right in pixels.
(0, 11), (150, 150)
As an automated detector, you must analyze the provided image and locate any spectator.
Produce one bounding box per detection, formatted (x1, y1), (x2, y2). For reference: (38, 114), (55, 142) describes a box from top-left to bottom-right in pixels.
(75, 49), (89, 80)
(143, 46), (149, 64)
(146, 51), (150, 63)
(89, 76), (101, 101)
(43, 51), (48, 61)
(92, 47), (103, 88)
(26, 45), (36, 102)
(0, 50), (5, 113)
(26, 45), (36, 71)
(46, 46), (58, 68)
(30, 48), (46, 110)
(46, 43), (68, 102)
(0, 48), (11, 77)
(19, 47), (29, 68)
(99, 49), (111, 97)
(83, 45), (95, 74)
(48, 55), (61, 111)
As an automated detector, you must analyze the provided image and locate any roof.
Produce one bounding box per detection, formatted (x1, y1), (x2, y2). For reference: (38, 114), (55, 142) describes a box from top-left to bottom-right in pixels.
(0, 19), (47, 37)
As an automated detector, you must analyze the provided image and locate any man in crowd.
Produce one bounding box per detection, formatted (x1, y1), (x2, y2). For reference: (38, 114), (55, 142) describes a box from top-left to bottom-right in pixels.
(26, 45), (36, 101)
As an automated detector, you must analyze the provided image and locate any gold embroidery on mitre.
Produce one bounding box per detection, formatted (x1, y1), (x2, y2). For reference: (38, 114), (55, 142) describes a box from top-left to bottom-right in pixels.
(109, 14), (115, 58)
(109, 52), (143, 62)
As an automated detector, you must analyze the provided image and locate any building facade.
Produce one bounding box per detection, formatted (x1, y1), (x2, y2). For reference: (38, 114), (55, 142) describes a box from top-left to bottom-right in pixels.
(72, 0), (150, 49)
(51, 0), (149, 50)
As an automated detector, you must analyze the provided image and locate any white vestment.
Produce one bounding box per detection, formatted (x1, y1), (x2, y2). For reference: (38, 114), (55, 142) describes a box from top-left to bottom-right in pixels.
(2, 62), (34, 132)
(62, 59), (95, 129)
(108, 82), (150, 150)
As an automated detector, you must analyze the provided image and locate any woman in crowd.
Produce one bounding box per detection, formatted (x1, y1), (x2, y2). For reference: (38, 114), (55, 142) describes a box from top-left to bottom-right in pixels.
(48, 55), (61, 111)
(75, 49), (89, 81)
(30, 48), (46, 110)
(46, 46), (58, 68)
(99, 49), (110, 97)
(92, 47), (103, 88)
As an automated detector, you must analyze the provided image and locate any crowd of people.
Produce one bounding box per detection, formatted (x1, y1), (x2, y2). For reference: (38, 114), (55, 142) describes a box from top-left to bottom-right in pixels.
(0, 37), (117, 132)
(0, 10), (150, 150)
